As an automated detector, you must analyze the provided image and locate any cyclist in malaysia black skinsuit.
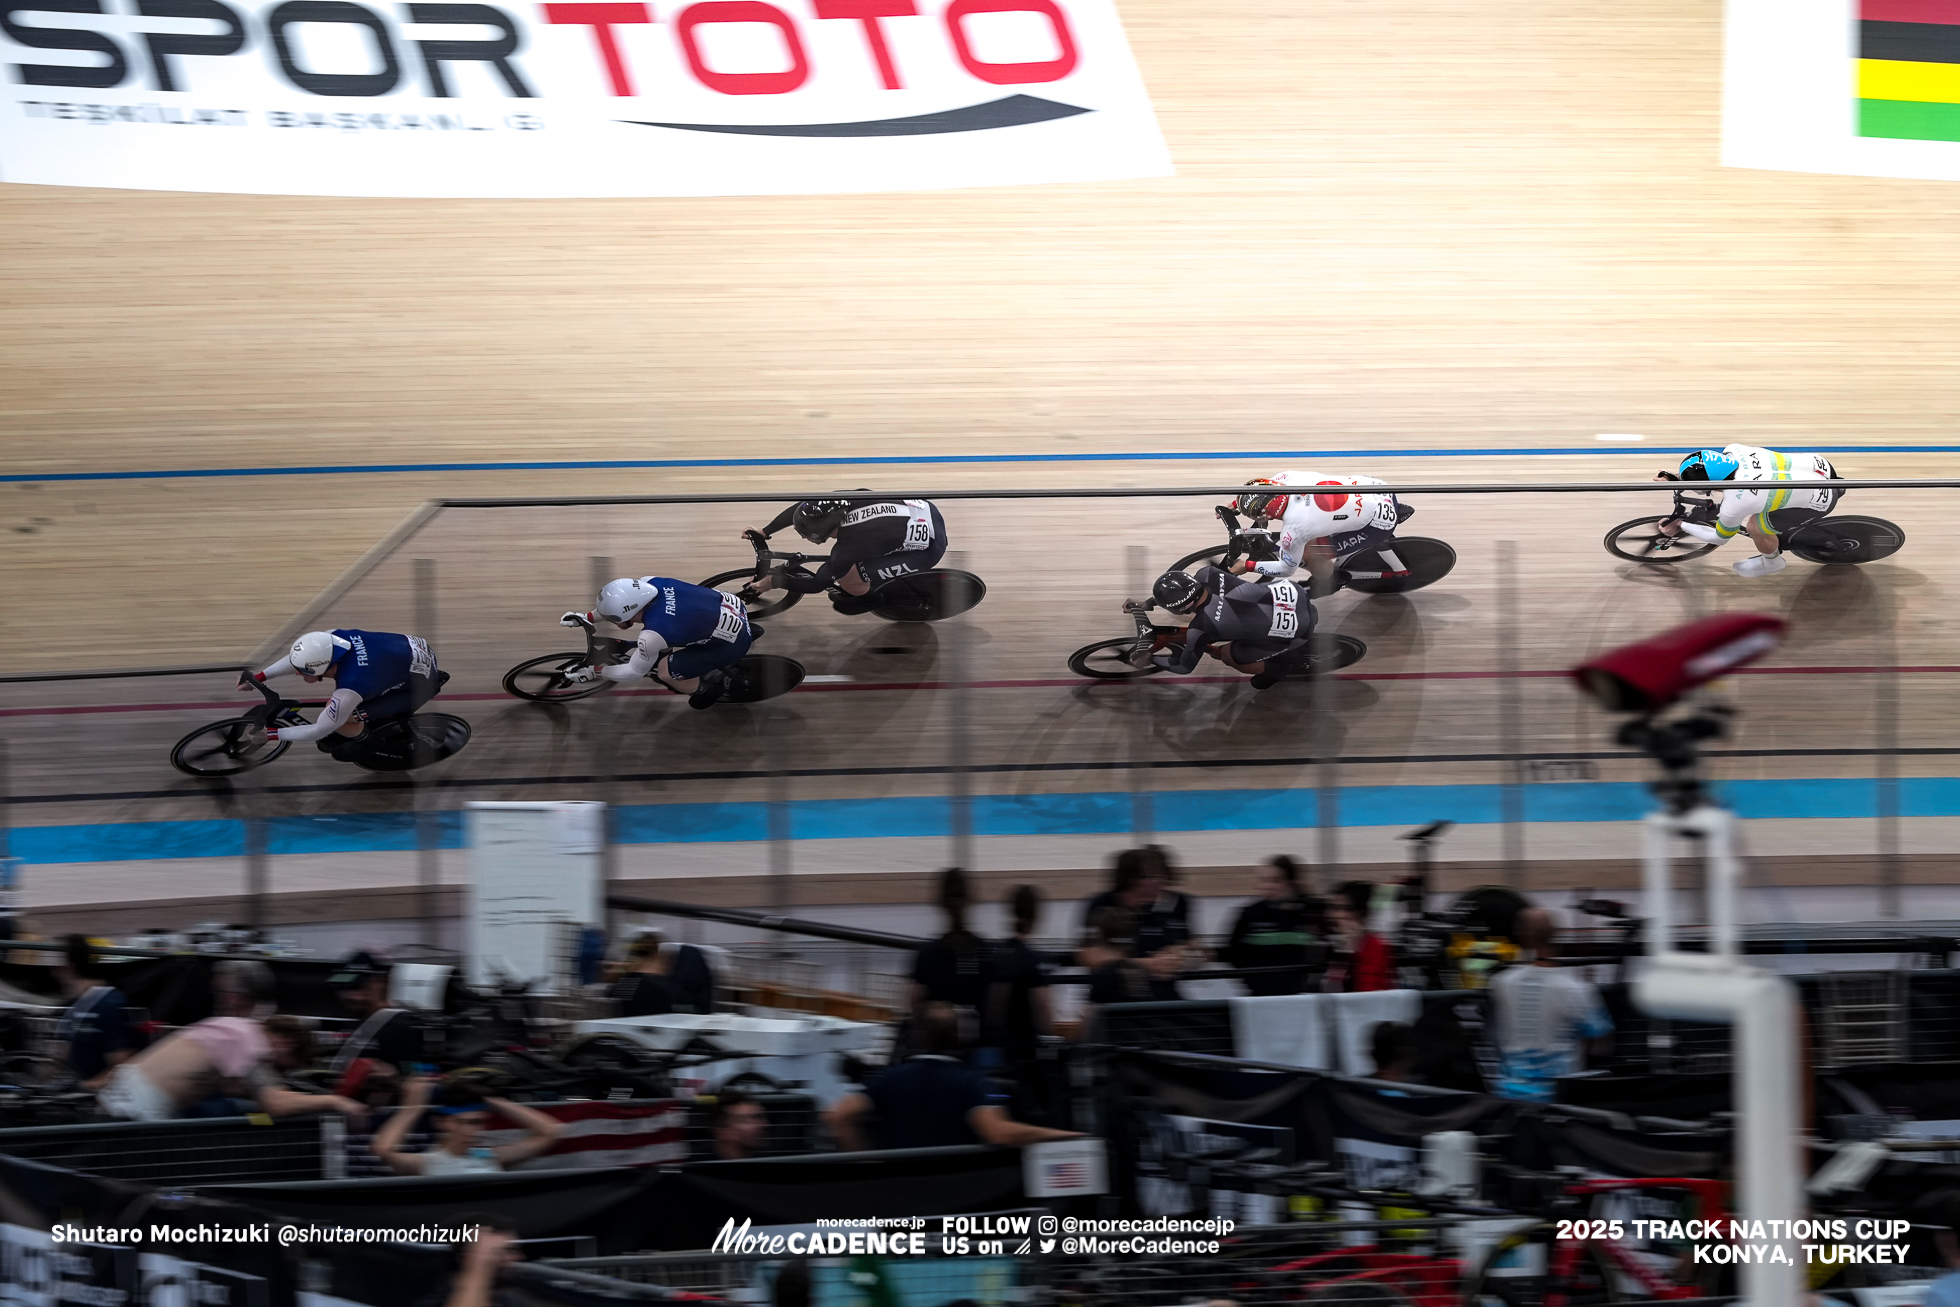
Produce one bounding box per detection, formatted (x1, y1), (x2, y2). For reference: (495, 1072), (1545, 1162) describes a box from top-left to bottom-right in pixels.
(1129, 565), (1315, 690)
(747, 496), (948, 615)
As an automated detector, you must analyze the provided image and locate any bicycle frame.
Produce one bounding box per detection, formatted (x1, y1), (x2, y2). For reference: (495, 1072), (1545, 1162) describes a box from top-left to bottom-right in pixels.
(1553, 1177), (1732, 1305)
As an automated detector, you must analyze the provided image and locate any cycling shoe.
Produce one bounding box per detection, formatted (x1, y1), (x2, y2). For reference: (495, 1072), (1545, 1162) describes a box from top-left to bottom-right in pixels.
(688, 670), (729, 710)
(829, 592), (880, 616)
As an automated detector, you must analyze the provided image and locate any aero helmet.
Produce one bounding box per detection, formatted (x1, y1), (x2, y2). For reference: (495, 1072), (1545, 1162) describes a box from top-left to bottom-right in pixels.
(792, 499), (853, 543)
(1152, 571), (1205, 614)
(1678, 449), (1740, 482)
(1234, 478), (1288, 521)
(595, 577), (656, 626)
(289, 631), (353, 676)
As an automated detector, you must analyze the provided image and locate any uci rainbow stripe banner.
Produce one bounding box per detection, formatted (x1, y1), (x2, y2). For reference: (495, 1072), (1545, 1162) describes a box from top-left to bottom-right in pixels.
(1859, 0), (1960, 140)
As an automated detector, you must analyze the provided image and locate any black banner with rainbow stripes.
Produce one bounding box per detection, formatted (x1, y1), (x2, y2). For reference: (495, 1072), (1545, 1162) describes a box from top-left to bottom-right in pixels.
(1861, 0), (1960, 140)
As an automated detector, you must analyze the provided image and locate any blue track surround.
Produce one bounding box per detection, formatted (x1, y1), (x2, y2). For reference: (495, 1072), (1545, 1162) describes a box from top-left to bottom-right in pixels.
(6, 445), (1959, 484)
(13, 777), (1960, 865)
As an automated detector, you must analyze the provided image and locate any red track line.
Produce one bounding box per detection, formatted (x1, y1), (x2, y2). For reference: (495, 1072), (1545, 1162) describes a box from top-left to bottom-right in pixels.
(6, 664), (1960, 718)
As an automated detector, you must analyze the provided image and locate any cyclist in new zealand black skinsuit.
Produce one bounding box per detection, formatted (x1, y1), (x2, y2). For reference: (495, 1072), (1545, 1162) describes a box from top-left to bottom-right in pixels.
(1135, 565), (1315, 690)
(749, 497), (948, 615)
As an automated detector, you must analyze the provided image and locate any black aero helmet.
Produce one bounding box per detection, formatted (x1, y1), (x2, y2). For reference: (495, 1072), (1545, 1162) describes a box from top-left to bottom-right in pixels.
(792, 499), (852, 543)
(1153, 570), (1204, 614)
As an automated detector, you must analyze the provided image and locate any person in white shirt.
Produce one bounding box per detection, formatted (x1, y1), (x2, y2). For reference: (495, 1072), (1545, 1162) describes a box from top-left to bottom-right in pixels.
(370, 1073), (563, 1176)
(1488, 908), (1613, 1102)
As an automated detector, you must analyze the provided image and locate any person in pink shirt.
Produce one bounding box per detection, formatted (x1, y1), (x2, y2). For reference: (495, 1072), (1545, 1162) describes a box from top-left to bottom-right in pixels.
(98, 960), (365, 1123)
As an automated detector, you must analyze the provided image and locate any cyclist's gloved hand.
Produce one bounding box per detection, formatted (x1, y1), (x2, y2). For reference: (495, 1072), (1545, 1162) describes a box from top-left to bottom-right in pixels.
(560, 611), (589, 629)
(237, 671), (261, 691)
(1122, 598), (1151, 615)
(1678, 522), (1723, 543)
(742, 528), (769, 549)
(562, 666), (597, 685)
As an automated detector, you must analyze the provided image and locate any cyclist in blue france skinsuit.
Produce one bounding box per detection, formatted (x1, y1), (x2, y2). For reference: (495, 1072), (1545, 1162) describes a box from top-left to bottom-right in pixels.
(244, 629), (445, 759)
(565, 575), (752, 710)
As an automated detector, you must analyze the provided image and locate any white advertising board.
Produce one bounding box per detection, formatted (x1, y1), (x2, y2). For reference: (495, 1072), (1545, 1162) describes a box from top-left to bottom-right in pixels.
(466, 799), (604, 992)
(1726, 0), (1960, 182)
(0, 0), (1171, 195)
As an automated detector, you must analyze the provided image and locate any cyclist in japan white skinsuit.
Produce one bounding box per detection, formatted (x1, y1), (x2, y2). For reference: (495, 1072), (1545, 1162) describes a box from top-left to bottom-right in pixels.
(1231, 472), (1408, 593)
(1659, 445), (1841, 578)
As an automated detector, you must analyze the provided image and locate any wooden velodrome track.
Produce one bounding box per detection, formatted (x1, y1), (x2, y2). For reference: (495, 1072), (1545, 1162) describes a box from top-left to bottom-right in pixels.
(4, 0), (1960, 927)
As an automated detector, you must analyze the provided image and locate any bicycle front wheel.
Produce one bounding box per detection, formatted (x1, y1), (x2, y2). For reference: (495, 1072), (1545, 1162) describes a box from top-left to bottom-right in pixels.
(1604, 517), (1719, 563)
(171, 717), (290, 777)
(503, 652), (611, 703)
(1068, 636), (1168, 680)
(702, 568), (804, 620)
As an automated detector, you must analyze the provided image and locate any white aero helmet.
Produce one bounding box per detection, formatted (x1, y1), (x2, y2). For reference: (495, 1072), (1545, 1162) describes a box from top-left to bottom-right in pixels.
(595, 577), (656, 626)
(290, 631), (353, 676)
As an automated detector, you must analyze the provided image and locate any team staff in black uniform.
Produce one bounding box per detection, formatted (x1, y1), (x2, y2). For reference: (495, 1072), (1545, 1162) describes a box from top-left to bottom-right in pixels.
(1222, 855), (1323, 995)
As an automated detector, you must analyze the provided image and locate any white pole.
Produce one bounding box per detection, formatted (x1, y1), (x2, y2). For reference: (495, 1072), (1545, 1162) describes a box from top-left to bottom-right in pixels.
(1633, 806), (1804, 1306)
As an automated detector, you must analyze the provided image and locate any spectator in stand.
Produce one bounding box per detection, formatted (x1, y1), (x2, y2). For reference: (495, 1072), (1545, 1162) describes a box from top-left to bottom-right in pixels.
(53, 934), (137, 1091)
(99, 962), (365, 1123)
(372, 1073), (564, 1175)
(711, 1089), (769, 1160)
(1060, 908), (1161, 1040)
(327, 951), (422, 1098)
(986, 885), (1053, 1067)
(1222, 856), (1320, 996)
(263, 1014), (316, 1080)
(610, 934), (676, 1017)
(1138, 844), (1194, 940)
(1488, 908), (1613, 1102)
(1368, 1021), (1420, 1083)
(824, 1002), (1082, 1151)
(1078, 849), (1196, 991)
(912, 867), (989, 1014)
(1322, 881), (1396, 993)
(610, 929), (716, 1017)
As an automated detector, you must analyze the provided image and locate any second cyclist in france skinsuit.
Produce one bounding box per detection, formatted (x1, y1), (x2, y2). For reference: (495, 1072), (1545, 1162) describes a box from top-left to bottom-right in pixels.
(750, 497), (947, 614)
(1659, 445), (1841, 578)
(1233, 471), (1407, 592)
(245, 629), (445, 759)
(1136, 566), (1316, 690)
(570, 575), (752, 710)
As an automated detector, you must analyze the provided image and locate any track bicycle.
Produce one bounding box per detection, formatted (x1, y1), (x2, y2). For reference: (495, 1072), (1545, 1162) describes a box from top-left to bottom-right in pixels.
(1604, 486), (1905, 566)
(1171, 505), (1459, 597)
(1462, 1172), (1734, 1306)
(170, 674), (470, 776)
(698, 533), (986, 623)
(1066, 593), (1367, 681)
(501, 612), (805, 706)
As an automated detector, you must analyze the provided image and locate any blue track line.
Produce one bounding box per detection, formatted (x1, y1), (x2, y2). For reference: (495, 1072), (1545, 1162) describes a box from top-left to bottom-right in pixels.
(6, 445), (1959, 484)
(14, 776), (1960, 865)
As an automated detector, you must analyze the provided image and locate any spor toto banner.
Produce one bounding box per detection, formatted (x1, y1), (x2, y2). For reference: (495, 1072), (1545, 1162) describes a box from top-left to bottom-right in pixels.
(0, 0), (1172, 195)
(1727, 0), (1960, 181)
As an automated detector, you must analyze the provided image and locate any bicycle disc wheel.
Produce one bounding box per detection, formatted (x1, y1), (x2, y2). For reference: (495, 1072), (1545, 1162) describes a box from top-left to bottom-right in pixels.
(1785, 515), (1906, 565)
(502, 652), (611, 703)
(1341, 537), (1457, 594)
(1604, 517), (1719, 563)
(171, 717), (289, 777)
(350, 714), (472, 772)
(1068, 636), (1169, 680)
(721, 654), (805, 704)
(1288, 633), (1367, 675)
(870, 569), (987, 622)
(701, 568), (804, 620)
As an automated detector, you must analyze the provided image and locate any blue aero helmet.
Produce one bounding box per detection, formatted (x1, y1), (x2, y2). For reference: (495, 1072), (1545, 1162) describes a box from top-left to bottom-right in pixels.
(1677, 449), (1739, 481)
